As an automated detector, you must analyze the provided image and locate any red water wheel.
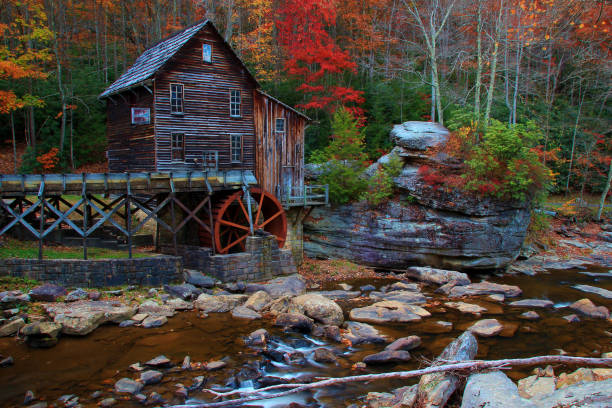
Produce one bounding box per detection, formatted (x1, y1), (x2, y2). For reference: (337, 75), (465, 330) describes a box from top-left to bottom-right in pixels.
(199, 188), (287, 254)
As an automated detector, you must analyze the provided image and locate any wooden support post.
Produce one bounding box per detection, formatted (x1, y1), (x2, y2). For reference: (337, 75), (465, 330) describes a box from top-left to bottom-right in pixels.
(38, 177), (45, 261)
(208, 193), (216, 255)
(170, 193), (178, 256)
(82, 174), (88, 260)
(126, 173), (132, 258)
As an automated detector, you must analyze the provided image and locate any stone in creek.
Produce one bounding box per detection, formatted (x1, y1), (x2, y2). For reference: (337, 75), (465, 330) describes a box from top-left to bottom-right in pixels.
(569, 298), (610, 319)
(231, 306), (261, 320)
(313, 348), (338, 364)
(138, 300), (175, 317)
(364, 350), (411, 365)
(461, 371), (537, 408)
(131, 313), (148, 322)
(369, 290), (427, 305)
(182, 356), (191, 370)
(338, 283), (352, 291)
(183, 269), (217, 288)
(29, 284), (67, 302)
(562, 314), (580, 323)
(243, 291), (271, 312)
(145, 355), (172, 367)
(21, 321), (62, 348)
(65, 288), (88, 302)
(468, 319), (503, 337)
(450, 281), (522, 298)
(488, 294), (505, 302)
(88, 291), (101, 301)
(385, 336), (422, 352)
(3, 308), (19, 318)
(24, 390), (35, 405)
(323, 325), (342, 342)
(572, 284), (612, 300)
(520, 311), (540, 320)
(291, 294), (344, 326)
(444, 302), (487, 315)
(140, 370), (163, 385)
(164, 283), (200, 300)
(27, 403), (47, 408)
(531, 378), (612, 407)
(245, 275), (306, 298)
(0, 355), (14, 367)
(129, 363), (145, 372)
(312, 290), (362, 300)
(0, 318), (25, 337)
(45, 301), (137, 333)
(360, 284), (376, 292)
(517, 375), (556, 399)
(175, 385), (188, 398)
(0, 291), (30, 309)
(189, 376), (205, 391)
(165, 298), (193, 310)
(99, 398), (117, 407)
(404, 266), (470, 286)
(134, 393), (147, 403)
(195, 293), (248, 313)
(244, 328), (269, 346)
(421, 320), (453, 334)
(274, 313), (314, 333)
(343, 321), (388, 345)
(141, 315), (167, 328)
(415, 331), (478, 408)
(389, 282), (421, 292)
(114, 378), (143, 394)
(206, 360), (227, 371)
(119, 320), (136, 328)
(349, 301), (424, 324)
(509, 299), (554, 308)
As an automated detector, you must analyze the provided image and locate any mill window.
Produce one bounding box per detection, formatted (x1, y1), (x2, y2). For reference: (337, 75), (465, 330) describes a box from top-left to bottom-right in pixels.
(230, 90), (241, 117)
(275, 118), (286, 135)
(170, 83), (184, 114)
(202, 43), (212, 63)
(171, 132), (185, 162)
(230, 134), (242, 163)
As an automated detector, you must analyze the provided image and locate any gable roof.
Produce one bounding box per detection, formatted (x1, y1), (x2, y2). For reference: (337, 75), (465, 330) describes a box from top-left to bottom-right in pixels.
(257, 90), (311, 121)
(99, 20), (258, 98)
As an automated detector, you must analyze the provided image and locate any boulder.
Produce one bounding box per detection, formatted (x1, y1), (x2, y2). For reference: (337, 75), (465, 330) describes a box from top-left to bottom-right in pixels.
(517, 375), (556, 399)
(54, 310), (105, 336)
(183, 270), (216, 288)
(244, 328), (268, 346)
(569, 298), (610, 319)
(343, 321), (388, 345)
(404, 266), (470, 286)
(369, 290), (427, 305)
(164, 283), (200, 300)
(572, 284), (612, 299)
(231, 306), (261, 320)
(44, 301), (137, 335)
(65, 288), (88, 302)
(461, 371), (537, 408)
(509, 299), (554, 308)
(138, 300), (176, 317)
(0, 318), (25, 337)
(444, 302), (487, 315)
(556, 367), (594, 389)
(29, 284), (67, 302)
(390, 121), (449, 151)
(363, 350), (411, 365)
(450, 281), (522, 298)
(243, 291), (271, 312)
(21, 321), (62, 348)
(312, 290), (362, 300)
(114, 378), (143, 394)
(388, 282), (420, 292)
(140, 370), (163, 385)
(468, 319), (503, 337)
(415, 331), (478, 408)
(531, 378), (612, 407)
(273, 313), (314, 333)
(349, 301), (425, 324)
(246, 275), (306, 298)
(165, 298), (193, 310)
(195, 294), (247, 313)
(385, 336), (422, 352)
(142, 315), (167, 328)
(291, 294), (344, 326)
(313, 348), (338, 364)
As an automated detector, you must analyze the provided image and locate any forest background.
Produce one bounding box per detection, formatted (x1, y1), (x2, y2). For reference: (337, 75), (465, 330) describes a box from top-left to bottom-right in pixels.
(0, 0), (610, 200)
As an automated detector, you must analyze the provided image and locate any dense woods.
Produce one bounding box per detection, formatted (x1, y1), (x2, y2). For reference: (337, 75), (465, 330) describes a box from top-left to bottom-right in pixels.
(0, 0), (610, 199)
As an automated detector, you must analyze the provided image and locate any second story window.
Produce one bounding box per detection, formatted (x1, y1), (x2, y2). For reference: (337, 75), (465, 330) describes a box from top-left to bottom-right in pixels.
(171, 132), (185, 161)
(230, 90), (241, 117)
(170, 83), (184, 114)
(202, 43), (212, 63)
(275, 118), (285, 135)
(230, 134), (242, 163)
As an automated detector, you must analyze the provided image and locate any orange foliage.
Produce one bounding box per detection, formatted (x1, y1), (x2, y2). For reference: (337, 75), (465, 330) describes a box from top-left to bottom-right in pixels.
(36, 147), (60, 173)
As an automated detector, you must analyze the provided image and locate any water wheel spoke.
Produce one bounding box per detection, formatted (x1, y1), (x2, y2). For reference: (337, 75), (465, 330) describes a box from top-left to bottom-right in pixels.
(258, 209), (284, 229)
(221, 233), (249, 253)
(219, 218), (250, 232)
(254, 191), (265, 226)
(236, 196), (250, 224)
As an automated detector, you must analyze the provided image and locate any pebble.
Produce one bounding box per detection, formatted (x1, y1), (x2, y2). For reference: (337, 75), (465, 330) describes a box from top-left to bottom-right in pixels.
(148, 392), (164, 404)
(206, 360), (227, 371)
(0, 355), (14, 367)
(562, 314), (580, 323)
(99, 398), (116, 407)
(114, 378), (143, 394)
(134, 393), (147, 403)
(140, 370), (163, 385)
(520, 311), (540, 320)
(182, 355), (191, 370)
(24, 390), (35, 404)
(175, 385), (188, 398)
(141, 315), (167, 328)
(90, 391), (103, 398)
(145, 355), (172, 367)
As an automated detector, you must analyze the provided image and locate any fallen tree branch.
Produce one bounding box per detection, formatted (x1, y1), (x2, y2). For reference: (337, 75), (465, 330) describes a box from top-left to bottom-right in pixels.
(170, 356), (612, 408)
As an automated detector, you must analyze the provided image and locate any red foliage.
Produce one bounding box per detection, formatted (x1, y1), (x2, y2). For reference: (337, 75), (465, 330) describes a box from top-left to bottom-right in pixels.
(36, 147), (60, 173)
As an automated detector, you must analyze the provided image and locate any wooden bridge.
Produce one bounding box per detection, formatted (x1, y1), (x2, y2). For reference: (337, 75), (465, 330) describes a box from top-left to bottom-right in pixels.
(0, 171), (256, 260)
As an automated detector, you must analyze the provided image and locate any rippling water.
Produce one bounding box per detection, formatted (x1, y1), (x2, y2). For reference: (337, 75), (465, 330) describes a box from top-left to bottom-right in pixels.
(0, 268), (610, 407)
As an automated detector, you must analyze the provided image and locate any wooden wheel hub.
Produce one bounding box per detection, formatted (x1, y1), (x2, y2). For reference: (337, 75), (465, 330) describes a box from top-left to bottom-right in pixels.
(199, 188), (287, 254)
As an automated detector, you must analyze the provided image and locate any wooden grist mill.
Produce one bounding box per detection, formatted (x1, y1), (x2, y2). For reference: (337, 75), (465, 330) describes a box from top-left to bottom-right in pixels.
(0, 20), (327, 276)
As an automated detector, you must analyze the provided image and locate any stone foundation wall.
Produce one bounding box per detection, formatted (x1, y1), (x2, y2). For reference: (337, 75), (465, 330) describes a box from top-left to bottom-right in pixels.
(0, 256), (182, 288)
(284, 207), (304, 266)
(165, 235), (297, 282)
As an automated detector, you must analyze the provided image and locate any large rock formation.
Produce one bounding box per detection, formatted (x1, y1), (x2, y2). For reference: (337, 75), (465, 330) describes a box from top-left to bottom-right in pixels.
(304, 121), (530, 270)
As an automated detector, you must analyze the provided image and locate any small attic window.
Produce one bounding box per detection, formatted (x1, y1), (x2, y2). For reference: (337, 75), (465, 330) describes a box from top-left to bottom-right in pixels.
(202, 43), (212, 63)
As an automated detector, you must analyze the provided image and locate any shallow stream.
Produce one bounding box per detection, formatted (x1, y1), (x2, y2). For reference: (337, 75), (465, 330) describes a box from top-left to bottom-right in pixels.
(1, 268), (611, 407)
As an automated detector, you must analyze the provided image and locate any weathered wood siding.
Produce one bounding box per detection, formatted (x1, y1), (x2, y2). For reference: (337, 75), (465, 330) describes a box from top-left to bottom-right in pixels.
(254, 92), (307, 196)
(106, 89), (156, 172)
(154, 25), (257, 171)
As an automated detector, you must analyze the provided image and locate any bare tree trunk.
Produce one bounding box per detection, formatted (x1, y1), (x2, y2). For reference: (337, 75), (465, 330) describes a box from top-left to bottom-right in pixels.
(484, 0), (504, 127)
(597, 159), (612, 220)
(224, 0), (234, 42)
(566, 86), (585, 194)
(474, 0), (483, 121)
(10, 112), (18, 173)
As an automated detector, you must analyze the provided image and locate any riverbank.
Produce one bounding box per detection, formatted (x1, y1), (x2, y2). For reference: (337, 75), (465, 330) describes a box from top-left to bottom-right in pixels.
(0, 221), (611, 407)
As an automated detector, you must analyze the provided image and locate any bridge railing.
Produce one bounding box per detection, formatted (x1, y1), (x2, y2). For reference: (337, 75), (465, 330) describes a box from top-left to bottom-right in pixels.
(280, 184), (329, 207)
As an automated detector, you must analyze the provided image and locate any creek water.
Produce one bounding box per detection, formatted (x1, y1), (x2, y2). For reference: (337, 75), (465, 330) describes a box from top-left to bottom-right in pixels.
(1, 268), (611, 407)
